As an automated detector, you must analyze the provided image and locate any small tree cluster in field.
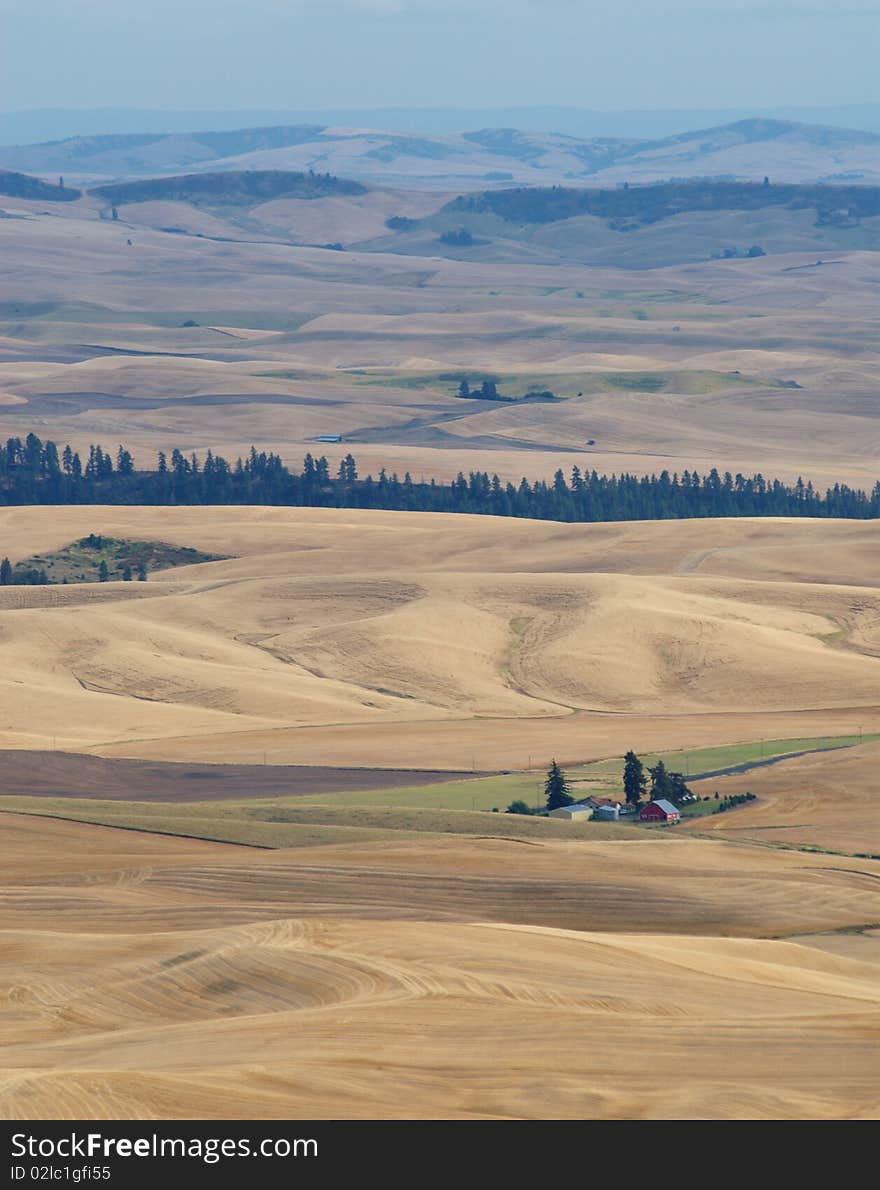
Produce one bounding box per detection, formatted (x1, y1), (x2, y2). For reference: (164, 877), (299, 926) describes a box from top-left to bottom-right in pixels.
(505, 800), (534, 815)
(711, 245), (766, 259)
(455, 378), (556, 403)
(455, 378), (513, 402)
(439, 227), (474, 246)
(648, 760), (691, 804)
(715, 792), (757, 812)
(623, 751), (692, 805)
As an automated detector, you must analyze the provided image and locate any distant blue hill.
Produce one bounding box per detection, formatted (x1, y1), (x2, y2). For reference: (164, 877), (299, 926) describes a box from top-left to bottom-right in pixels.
(4, 103), (880, 146)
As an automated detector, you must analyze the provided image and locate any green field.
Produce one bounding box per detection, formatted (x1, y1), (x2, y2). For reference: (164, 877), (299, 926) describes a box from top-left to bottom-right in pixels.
(568, 734), (876, 785)
(0, 798), (631, 849)
(260, 734), (876, 813)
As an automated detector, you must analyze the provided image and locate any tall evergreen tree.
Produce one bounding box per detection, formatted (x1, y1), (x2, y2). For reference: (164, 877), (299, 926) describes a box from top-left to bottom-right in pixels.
(648, 761), (691, 804)
(544, 759), (574, 811)
(648, 760), (671, 801)
(0, 557), (11, 585)
(623, 750), (647, 806)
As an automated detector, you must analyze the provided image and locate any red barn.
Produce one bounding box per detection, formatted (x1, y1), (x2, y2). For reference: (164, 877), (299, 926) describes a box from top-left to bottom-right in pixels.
(639, 799), (680, 823)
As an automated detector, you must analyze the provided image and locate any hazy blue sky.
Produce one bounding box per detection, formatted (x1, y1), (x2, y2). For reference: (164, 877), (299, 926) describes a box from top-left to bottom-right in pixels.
(1, 0), (877, 114)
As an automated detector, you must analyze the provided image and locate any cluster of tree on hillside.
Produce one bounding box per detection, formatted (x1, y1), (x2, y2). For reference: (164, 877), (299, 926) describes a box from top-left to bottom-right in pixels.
(0, 169), (80, 202)
(0, 554), (146, 584)
(447, 180), (880, 227)
(455, 379), (513, 402)
(0, 557), (47, 585)
(454, 379), (558, 402)
(439, 227), (475, 246)
(711, 245), (766, 259)
(1, 433), (879, 522)
(90, 169), (366, 207)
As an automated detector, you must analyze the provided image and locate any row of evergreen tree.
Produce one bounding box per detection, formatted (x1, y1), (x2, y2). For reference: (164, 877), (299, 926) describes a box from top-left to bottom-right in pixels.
(1, 432), (879, 522)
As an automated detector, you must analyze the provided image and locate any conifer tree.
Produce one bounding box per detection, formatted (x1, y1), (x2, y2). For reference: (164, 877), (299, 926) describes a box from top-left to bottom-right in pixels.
(648, 760), (671, 801)
(544, 759), (574, 811)
(623, 750), (647, 806)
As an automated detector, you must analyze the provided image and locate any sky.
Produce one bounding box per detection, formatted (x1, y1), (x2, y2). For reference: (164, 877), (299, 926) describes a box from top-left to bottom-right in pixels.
(1, 0), (878, 114)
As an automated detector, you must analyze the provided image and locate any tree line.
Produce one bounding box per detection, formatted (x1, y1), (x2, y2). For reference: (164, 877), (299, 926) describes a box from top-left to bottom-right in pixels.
(448, 179), (880, 229)
(1, 433), (879, 522)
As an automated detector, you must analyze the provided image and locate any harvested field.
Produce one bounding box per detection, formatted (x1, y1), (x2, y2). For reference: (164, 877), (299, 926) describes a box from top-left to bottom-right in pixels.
(687, 738), (880, 855)
(0, 751), (473, 803)
(1, 814), (879, 1119)
(3, 180), (880, 1121)
(0, 508), (878, 769)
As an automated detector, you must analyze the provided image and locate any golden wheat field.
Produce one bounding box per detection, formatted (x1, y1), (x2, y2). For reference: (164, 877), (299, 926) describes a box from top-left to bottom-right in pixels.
(688, 738), (880, 854)
(0, 504), (876, 1119)
(0, 507), (878, 763)
(3, 178), (880, 1120)
(2, 813), (880, 1120)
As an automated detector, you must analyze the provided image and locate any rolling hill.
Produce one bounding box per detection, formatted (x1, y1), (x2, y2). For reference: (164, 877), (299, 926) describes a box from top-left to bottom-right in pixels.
(3, 118), (880, 189)
(0, 506), (878, 768)
(379, 178), (880, 266)
(6, 159), (880, 269)
(2, 811), (880, 1118)
(0, 169), (79, 201)
(4, 105), (880, 1129)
